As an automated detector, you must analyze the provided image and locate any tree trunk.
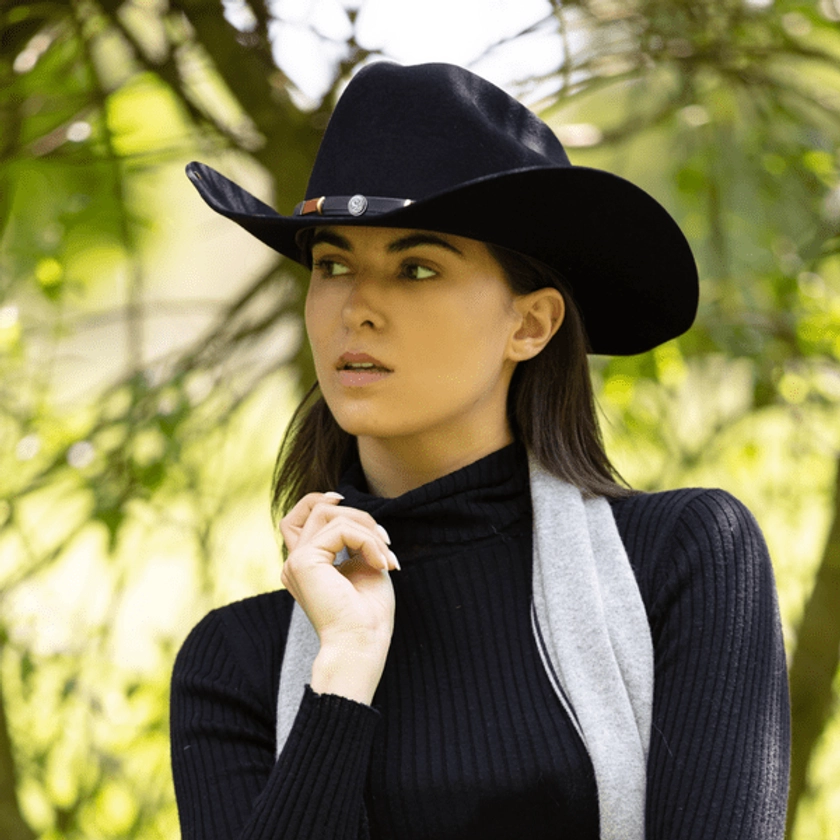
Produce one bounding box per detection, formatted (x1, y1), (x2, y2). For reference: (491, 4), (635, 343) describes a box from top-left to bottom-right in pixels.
(0, 643), (36, 840)
(786, 455), (840, 838)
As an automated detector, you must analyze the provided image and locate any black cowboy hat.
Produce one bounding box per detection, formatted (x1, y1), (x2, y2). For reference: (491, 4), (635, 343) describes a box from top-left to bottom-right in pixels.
(187, 61), (698, 355)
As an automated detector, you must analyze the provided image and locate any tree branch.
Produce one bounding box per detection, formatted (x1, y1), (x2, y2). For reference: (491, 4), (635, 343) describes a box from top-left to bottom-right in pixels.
(786, 453), (840, 837)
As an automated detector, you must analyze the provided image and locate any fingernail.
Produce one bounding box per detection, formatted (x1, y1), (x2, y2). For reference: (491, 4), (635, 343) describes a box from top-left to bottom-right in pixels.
(324, 491), (344, 500)
(376, 524), (391, 544)
(388, 550), (401, 571)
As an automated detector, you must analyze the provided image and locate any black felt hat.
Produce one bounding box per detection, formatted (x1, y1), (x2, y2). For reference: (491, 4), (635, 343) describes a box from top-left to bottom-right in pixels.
(187, 61), (698, 355)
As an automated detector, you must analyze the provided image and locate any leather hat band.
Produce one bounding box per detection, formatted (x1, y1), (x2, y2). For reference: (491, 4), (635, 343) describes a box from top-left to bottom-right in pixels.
(294, 194), (414, 218)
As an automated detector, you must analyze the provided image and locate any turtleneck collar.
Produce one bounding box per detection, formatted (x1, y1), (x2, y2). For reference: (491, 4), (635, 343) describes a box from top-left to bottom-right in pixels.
(335, 441), (531, 562)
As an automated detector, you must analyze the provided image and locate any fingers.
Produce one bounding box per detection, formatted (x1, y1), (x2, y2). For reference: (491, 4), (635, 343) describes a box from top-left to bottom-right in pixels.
(279, 491), (400, 574)
(298, 499), (384, 547)
(279, 491), (344, 553)
(305, 517), (396, 572)
(281, 522), (399, 603)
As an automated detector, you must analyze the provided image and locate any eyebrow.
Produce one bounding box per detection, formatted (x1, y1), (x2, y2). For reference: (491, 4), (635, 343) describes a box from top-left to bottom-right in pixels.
(310, 229), (352, 251)
(387, 233), (463, 256)
(309, 228), (463, 257)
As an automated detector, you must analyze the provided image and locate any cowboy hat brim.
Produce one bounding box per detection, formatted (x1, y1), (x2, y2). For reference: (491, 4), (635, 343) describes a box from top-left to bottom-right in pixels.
(187, 160), (697, 356)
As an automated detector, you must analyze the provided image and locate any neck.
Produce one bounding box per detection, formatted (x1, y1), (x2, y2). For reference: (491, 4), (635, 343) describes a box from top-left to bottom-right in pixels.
(356, 425), (515, 498)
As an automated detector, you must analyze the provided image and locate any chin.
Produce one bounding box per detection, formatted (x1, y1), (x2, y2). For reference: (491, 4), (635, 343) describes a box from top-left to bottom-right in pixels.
(334, 415), (408, 440)
(328, 403), (423, 440)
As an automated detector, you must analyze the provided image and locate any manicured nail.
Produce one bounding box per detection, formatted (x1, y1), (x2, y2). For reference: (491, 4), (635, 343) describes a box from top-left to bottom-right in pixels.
(388, 550), (401, 571)
(324, 491), (344, 500)
(376, 524), (391, 544)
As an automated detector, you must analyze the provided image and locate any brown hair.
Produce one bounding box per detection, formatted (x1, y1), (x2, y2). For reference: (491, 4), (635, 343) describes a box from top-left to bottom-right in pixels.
(271, 238), (632, 521)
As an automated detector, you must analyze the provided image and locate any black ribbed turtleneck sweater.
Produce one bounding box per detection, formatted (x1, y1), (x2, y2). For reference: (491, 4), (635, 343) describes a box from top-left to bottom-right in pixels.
(170, 443), (789, 840)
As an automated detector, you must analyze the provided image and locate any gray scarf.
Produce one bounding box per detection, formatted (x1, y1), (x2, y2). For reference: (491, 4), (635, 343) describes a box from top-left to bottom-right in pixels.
(276, 454), (653, 840)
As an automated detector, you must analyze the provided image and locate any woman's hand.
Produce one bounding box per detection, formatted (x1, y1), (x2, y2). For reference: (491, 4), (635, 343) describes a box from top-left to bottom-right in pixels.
(278, 492), (399, 704)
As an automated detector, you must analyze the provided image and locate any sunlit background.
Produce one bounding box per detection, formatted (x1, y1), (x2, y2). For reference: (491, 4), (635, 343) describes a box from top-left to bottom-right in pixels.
(2, 0), (840, 837)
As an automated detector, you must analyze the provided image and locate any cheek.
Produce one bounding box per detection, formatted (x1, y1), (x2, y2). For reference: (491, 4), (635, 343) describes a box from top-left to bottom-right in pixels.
(412, 301), (513, 385)
(304, 288), (330, 363)
(303, 284), (316, 330)
(456, 288), (517, 356)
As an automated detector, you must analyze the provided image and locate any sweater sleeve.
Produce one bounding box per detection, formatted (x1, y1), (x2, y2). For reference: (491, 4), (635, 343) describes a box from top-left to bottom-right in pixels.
(170, 594), (380, 840)
(632, 490), (790, 839)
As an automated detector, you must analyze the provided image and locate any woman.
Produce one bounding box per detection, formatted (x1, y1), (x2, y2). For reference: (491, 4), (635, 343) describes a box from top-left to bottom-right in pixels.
(171, 62), (789, 840)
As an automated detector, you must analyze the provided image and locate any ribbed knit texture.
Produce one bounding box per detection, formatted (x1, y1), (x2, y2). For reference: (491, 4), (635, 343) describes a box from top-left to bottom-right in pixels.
(170, 443), (789, 840)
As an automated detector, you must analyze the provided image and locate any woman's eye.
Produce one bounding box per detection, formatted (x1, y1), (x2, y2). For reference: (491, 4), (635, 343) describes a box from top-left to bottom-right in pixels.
(401, 263), (437, 280)
(313, 258), (351, 277)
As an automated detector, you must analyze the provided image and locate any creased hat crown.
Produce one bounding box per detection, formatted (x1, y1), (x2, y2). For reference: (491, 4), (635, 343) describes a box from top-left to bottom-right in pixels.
(306, 62), (572, 201)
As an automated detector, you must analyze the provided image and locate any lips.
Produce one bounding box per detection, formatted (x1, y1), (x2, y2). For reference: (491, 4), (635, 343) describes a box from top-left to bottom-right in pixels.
(337, 352), (392, 372)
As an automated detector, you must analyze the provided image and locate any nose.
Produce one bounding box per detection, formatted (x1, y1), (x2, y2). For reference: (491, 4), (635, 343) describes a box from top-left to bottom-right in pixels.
(341, 273), (384, 331)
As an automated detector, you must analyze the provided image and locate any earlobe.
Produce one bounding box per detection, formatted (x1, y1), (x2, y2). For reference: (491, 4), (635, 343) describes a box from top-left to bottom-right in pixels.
(509, 289), (566, 361)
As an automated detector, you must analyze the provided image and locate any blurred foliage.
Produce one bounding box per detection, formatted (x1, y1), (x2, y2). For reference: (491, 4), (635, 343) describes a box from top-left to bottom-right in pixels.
(1, 0), (839, 838)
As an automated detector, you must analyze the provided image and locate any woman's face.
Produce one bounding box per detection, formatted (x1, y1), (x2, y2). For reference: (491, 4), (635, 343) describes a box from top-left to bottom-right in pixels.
(305, 225), (527, 454)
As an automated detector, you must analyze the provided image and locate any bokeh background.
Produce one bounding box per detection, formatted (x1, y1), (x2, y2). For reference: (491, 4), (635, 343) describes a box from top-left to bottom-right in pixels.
(1, 0), (839, 837)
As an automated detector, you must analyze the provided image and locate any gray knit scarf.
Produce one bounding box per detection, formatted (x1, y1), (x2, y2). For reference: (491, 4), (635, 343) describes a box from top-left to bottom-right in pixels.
(276, 454), (654, 840)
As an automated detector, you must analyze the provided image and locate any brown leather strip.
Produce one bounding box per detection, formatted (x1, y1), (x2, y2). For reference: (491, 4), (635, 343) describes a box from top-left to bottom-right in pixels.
(300, 197), (325, 215)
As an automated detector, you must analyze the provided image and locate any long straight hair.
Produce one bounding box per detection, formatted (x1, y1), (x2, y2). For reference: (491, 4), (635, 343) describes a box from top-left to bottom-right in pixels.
(271, 240), (631, 522)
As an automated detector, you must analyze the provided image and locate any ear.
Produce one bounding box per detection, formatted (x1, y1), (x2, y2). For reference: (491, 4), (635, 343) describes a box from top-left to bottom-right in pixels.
(507, 288), (565, 362)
